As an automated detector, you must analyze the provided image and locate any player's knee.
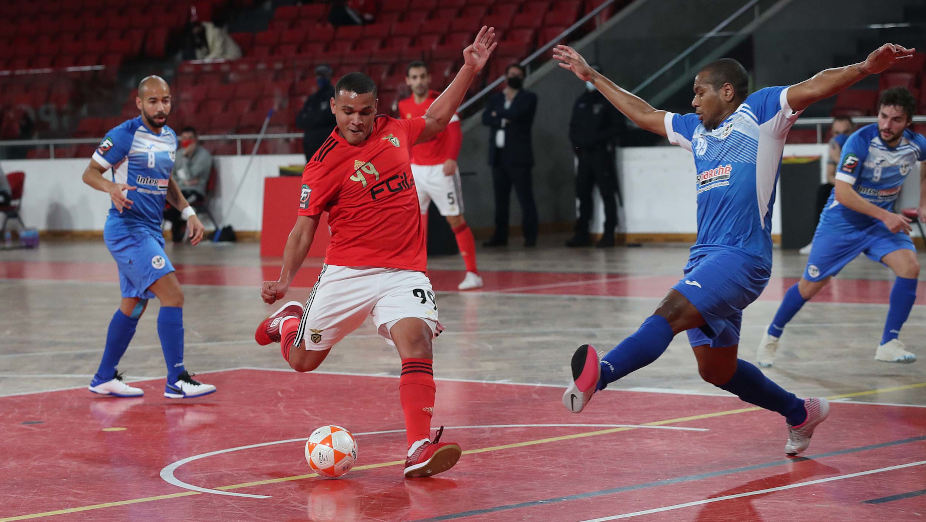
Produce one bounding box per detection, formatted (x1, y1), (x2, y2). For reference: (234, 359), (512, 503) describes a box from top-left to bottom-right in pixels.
(698, 363), (735, 386)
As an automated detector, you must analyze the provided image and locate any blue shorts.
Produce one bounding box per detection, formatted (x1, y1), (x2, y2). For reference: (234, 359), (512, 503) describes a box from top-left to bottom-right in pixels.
(805, 221), (914, 281)
(104, 217), (174, 299)
(673, 250), (770, 348)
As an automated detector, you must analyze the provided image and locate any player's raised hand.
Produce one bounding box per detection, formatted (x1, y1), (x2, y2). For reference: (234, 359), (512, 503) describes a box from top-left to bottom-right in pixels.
(861, 43), (916, 75)
(187, 214), (205, 246)
(108, 183), (135, 213)
(462, 26), (497, 72)
(261, 280), (289, 304)
(553, 45), (595, 82)
(882, 211), (913, 234)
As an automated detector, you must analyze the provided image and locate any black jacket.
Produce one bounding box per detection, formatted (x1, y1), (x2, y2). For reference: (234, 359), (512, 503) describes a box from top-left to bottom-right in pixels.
(482, 89), (537, 167)
(296, 83), (336, 157)
(569, 90), (624, 150)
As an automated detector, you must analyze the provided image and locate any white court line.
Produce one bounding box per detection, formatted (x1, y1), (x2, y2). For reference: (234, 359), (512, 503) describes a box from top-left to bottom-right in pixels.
(584, 460), (926, 521)
(160, 424), (709, 499)
(0, 373), (159, 379)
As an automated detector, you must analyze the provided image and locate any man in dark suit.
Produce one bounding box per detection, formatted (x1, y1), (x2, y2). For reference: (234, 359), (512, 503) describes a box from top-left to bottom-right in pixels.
(481, 64), (539, 247)
(296, 65), (336, 162)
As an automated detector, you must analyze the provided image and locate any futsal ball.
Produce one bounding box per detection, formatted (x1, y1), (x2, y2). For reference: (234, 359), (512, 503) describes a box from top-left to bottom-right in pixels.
(305, 425), (358, 478)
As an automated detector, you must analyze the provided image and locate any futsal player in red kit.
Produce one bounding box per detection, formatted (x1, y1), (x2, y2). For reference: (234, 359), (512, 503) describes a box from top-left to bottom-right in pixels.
(399, 61), (483, 290)
(256, 27), (497, 478)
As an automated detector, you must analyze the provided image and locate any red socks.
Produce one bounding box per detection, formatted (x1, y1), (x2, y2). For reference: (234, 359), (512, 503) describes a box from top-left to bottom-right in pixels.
(279, 317), (300, 362)
(452, 223), (478, 273)
(400, 358), (436, 446)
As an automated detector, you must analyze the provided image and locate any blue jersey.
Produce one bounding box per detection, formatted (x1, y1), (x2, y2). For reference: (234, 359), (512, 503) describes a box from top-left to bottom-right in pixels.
(92, 116), (177, 228)
(665, 86), (802, 264)
(832, 132), (850, 149)
(821, 124), (926, 229)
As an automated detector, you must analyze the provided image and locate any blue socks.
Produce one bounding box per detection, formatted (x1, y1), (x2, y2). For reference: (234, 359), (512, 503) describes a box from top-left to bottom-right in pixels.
(719, 359), (807, 426)
(92, 309), (139, 385)
(767, 283), (806, 338)
(157, 306), (186, 383)
(882, 276), (917, 345)
(598, 315), (674, 390)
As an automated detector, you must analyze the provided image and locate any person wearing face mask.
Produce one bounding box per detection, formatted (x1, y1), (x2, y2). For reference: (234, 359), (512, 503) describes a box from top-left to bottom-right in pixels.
(566, 65), (625, 248)
(798, 115), (855, 254)
(481, 63), (539, 247)
(296, 65), (337, 162)
(165, 127), (213, 243)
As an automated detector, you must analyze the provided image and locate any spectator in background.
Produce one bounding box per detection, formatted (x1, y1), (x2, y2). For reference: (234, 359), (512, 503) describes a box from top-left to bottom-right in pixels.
(199, 12), (242, 61)
(165, 127), (213, 243)
(296, 65), (337, 162)
(798, 115), (855, 254)
(481, 63), (539, 247)
(566, 65), (625, 248)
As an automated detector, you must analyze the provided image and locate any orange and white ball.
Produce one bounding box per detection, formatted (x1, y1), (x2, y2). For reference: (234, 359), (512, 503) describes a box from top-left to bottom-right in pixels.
(305, 425), (358, 478)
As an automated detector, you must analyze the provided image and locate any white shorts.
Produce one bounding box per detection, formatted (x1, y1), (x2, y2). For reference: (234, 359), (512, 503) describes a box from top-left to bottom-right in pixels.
(412, 163), (463, 216)
(294, 265), (440, 351)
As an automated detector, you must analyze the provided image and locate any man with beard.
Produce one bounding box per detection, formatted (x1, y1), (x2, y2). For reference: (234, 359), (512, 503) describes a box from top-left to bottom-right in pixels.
(81, 75), (216, 399)
(758, 87), (926, 366)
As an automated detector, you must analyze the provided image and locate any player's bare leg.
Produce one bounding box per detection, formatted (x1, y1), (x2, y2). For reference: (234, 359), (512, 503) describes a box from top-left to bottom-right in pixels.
(148, 273), (216, 398)
(446, 214), (483, 290)
(392, 317), (461, 478)
(876, 249), (919, 362)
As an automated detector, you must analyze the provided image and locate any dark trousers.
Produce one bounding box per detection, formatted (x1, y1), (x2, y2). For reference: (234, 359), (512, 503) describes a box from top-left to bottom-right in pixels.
(574, 147), (618, 237)
(491, 156), (538, 242)
(163, 190), (204, 243)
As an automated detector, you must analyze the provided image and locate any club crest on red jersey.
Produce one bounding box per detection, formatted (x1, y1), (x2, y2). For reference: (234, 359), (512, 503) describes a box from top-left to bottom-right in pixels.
(382, 134), (400, 147)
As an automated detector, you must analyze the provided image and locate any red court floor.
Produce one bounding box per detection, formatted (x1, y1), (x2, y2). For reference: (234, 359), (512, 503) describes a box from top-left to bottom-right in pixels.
(2, 369), (925, 521)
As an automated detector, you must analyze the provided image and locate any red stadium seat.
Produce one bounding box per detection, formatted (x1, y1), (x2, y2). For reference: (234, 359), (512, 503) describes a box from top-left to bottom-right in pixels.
(335, 25), (365, 41)
(231, 32), (255, 55)
(381, 0), (410, 12)
(300, 4), (329, 20)
(489, 4), (519, 19)
(275, 5), (300, 20)
(539, 25), (570, 45)
(449, 17), (481, 34)
(831, 89), (878, 116)
(402, 11), (430, 25)
(879, 71), (918, 92)
(505, 28), (536, 45)
(305, 25), (335, 43)
(420, 19), (451, 36)
(414, 34), (442, 52)
(550, 0), (582, 21)
(234, 82), (263, 100)
(227, 98), (254, 115)
(512, 12), (539, 29)
(887, 52), (925, 74)
(255, 31), (281, 47)
(367, 63), (392, 82)
(280, 28), (304, 45)
(275, 43), (298, 57)
(199, 99), (226, 117)
(298, 41), (327, 56)
(458, 5), (487, 20)
(430, 8), (459, 22)
(392, 21), (420, 38)
(354, 39), (381, 53)
(363, 23), (390, 40)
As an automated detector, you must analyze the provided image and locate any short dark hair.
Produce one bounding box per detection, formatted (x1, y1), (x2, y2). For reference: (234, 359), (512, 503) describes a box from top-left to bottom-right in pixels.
(878, 87), (916, 119)
(180, 126), (197, 136)
(699, 58), (749, 103)
(334, 72), (377, 98)
(506, 63), (526, 77)
(833, 115), (854, 125)
(406, 60), (428, 76)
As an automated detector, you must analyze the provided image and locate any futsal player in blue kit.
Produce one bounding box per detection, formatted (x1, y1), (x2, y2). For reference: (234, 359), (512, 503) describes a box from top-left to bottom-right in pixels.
(758, 87), (926, 366)
(81, 75), (216, 399)
(553, 42), (915, 455)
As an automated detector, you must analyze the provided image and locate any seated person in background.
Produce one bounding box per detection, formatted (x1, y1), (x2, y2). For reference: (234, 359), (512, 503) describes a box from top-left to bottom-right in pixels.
(799, 115), (855, 254)
(199, 13), (242, 61)
(165, 127), (213, 243)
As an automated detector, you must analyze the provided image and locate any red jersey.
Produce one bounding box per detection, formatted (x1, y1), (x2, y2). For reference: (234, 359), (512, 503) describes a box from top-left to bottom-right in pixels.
(298, 115), (428, 271)
(397, 90), (462, 166)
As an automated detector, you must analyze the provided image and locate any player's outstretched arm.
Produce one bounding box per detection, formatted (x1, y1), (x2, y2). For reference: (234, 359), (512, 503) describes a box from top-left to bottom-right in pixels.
(787, 43), (915, 112)
(166, 177), (204, 245)
(419, 26), (498, 144)
(81, 159), (135, 213)
(261, 215), (319, 304)
(553, 45), (667, 137)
